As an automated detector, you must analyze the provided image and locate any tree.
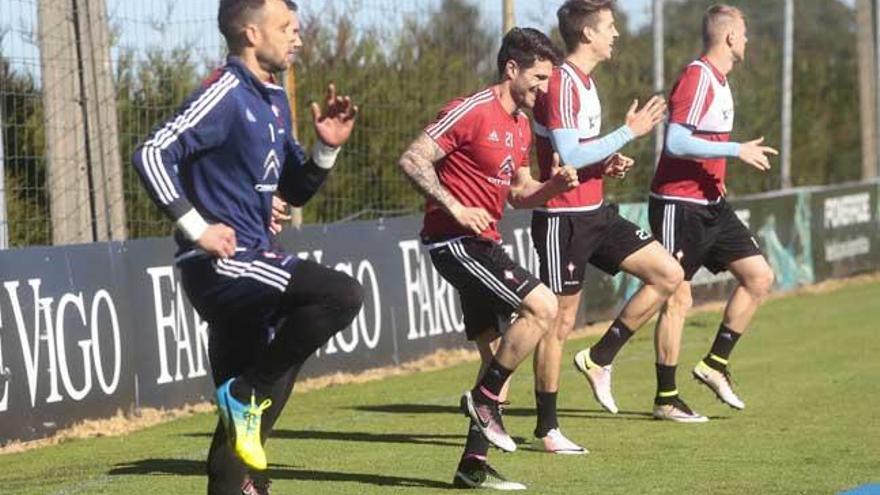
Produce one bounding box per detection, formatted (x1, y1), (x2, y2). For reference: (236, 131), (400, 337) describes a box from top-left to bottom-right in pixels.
(1, 51), (50, 246)
(292, 0), (497, 223)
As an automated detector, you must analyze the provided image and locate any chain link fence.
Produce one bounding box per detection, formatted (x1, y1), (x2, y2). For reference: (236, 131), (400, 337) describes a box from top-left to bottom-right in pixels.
(0, 0), (865, 247)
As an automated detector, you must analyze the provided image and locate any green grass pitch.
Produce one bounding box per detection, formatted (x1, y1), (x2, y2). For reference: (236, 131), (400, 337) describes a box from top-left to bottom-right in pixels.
(2, 279), (878, 494)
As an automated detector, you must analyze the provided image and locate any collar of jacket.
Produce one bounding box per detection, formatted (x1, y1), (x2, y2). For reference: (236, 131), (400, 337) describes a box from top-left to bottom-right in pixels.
(225, 56), (286, 96)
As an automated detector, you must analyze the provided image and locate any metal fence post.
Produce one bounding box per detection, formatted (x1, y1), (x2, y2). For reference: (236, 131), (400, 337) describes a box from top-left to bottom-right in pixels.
(653, 0), (664, 168)
(781, 0), (793, 189)
(0, 105), (7, 250)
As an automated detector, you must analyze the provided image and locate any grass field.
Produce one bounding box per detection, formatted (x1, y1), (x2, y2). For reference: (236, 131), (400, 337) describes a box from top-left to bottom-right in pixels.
(1, 279), (879, 494)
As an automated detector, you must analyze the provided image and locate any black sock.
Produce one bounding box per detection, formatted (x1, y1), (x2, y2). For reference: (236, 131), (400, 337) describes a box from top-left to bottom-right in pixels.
(259, 363), (301, 444)
(654, 364), (678, 405)
(590, 319), (634, 366)
(473, 359), (512, 404)
(705, 324), (741, 371)
(206, 419), (248, 494)
(534, 391), (559, 437)
(460, 420), (490, 467)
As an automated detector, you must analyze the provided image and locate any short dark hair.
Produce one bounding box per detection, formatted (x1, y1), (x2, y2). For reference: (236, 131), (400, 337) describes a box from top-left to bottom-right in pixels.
(219, 0), (292, 50)
(497, 27), (561, 77)
(557, 0), (616, 53)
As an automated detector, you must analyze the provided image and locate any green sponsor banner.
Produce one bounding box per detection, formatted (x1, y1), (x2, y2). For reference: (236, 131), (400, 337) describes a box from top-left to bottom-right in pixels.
(732, 192), (815, 290)
(505, 182), (878, 326)
(810, 183), (879, 281)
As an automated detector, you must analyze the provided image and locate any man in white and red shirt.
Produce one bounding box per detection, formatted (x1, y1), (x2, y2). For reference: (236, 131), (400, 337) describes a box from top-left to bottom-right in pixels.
(529, 0), (686, 446)
(399, 28), (577, 490)
(650, 4), (777, 420)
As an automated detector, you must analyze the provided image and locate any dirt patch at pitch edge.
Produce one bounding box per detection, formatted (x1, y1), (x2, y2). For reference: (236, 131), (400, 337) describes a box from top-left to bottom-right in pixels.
(0, 403), (215, 454)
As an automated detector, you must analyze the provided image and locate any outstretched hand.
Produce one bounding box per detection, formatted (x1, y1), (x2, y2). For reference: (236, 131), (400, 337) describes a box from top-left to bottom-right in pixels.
(738, 137), (778, 171)
(624, 96), (666, 138)
(311, 83), (358, 148)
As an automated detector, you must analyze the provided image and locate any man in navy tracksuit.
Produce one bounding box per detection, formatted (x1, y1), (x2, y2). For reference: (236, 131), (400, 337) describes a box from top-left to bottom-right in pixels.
(132, 1), (362, 493)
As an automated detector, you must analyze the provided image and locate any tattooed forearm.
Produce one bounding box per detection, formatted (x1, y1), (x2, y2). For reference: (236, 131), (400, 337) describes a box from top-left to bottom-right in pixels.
(398, 133), (461, 214)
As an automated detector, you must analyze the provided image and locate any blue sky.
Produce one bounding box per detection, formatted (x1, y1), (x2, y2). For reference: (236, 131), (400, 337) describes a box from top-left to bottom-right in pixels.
(0, 0), (654, 75)
(0, 0), (857, 77)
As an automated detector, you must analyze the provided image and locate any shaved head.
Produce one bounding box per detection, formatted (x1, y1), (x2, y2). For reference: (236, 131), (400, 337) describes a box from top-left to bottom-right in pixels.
(702, 4), (744, 49)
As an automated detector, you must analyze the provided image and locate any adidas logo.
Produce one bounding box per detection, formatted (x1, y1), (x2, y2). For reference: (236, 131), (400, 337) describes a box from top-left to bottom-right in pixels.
(488, 130), (500, 143)
(245, 108), (257, 123)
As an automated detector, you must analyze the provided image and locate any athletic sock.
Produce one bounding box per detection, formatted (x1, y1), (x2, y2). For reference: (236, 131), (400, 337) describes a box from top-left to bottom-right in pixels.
(654, 363), (678, 405)
(534, 390), (559, 438)
(472, 359), (512, 404)
(459, 420), (491, 467)
(705, 324), (741, 371)
(589, 318), (634, 366)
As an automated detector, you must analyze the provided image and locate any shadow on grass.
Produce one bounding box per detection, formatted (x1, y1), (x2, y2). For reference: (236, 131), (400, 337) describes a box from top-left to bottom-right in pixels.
(350, 403), (659, 421)
(183, 429), (466, 448)
(109, 459), (449, 489)
(271, 429), (465, 448)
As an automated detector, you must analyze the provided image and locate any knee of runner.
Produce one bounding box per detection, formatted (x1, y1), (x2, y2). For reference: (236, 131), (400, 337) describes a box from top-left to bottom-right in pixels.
(746, 268), (775, 301)
(525, 290), (558, 325)
(343, 280), (366, 316)
(657, 262), (685, 296)
(332, 274), (365, 317)
(554, 309), (577, 340)
(667, 286), (693, 313)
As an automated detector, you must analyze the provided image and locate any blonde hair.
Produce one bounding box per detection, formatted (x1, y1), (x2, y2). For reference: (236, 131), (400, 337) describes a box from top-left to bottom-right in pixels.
(702, 4), (744, 49)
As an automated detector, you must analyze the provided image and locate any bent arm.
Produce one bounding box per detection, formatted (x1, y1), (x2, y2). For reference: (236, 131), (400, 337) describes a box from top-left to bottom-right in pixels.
(508, 168), (564, 209)
(278, 141), (341, 207)
(397, 132), (463, 215)
(551, 126), (634, 170)
(665, 123), (740, 159)
(131, 77), (237, 240)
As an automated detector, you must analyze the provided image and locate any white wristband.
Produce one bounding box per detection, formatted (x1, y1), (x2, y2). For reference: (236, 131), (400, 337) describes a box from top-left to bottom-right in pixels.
(312, 140), (341, 170)
(177, 209), (209, 241)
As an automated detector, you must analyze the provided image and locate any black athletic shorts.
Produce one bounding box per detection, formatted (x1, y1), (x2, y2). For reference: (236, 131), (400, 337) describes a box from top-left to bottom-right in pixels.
(177, 249), (298, 328)
(531, 204), (654, 295)
(427, 236), (542, 340)
(648, 196), (763, 281)
(177, 249), (300, 384)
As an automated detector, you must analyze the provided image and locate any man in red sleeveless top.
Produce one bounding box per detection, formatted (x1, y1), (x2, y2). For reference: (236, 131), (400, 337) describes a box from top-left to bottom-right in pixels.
(529, 0), (687, 444)
(650, 4), (777, 421)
